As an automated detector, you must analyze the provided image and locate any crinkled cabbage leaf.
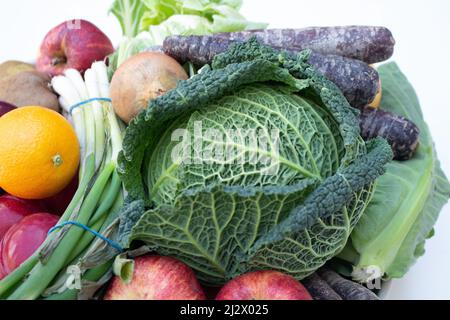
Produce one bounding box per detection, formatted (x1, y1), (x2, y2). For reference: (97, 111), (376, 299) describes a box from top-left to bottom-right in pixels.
(117, 40), (392, 285)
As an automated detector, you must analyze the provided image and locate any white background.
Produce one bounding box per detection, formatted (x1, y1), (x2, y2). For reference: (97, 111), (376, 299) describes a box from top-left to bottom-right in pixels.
(0, 0), (449, 300)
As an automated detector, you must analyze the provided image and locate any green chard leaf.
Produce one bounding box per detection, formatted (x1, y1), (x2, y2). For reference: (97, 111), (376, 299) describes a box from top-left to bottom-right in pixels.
(349, 62), (450, 281)
(108, 0), (267, 74)
(118, 40), (392, 285)
(110, 0), (150, 38)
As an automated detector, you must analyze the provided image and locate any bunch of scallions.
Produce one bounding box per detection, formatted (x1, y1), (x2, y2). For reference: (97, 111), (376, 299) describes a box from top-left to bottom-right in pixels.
(0, 61), (125, 300)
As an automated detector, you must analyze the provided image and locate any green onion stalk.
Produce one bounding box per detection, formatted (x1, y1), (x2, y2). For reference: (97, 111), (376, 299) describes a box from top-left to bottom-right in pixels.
(0, 62), (124, 300)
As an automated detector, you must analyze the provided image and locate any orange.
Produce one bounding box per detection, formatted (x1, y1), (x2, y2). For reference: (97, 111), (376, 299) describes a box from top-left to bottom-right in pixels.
(0, 106), (80, 200)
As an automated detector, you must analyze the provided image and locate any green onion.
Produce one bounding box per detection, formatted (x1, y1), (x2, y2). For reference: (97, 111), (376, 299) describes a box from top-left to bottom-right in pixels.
(0, 62), (124, 300)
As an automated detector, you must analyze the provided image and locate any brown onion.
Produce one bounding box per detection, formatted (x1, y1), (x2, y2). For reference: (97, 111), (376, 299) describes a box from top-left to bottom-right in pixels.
(110, 52), (188, 123)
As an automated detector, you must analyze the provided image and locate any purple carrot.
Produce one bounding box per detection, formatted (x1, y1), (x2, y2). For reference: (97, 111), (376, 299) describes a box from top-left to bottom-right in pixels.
(308, 53), (379, 108)
(164, 26), (395, 64)
(318, 268), (380, 301)
(163, 35), (380, 108)
(359, 106), (420, 161)
(212, 27), (395, 64)
(303, 273), (343, 300)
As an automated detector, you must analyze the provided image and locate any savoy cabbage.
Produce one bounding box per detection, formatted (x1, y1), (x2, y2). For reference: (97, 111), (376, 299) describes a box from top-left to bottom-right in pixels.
(117, 40), (392, 285)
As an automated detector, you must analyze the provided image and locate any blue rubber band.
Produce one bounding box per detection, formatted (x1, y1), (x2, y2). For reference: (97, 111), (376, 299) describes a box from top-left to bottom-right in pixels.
(48, 221), (123, 252)
(69, 98), (112, 115)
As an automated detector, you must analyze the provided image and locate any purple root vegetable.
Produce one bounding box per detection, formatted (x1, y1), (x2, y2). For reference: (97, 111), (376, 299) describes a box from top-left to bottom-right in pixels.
(164, 35), (231, 66)
(163, 36), (380, 108)
(217, 27), (395, 64)
(308, 53), (380, 108)
(359, 106), (420, 161)
(164, 26), (395, 64)
(302, 273), (343, 300)
(317, 268), (380, 301)
(0, 101), (16, 117)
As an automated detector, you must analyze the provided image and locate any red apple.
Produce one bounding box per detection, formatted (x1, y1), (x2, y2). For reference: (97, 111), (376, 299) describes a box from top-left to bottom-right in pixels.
(43, 175), (78, 216)
(36, 19), (114, 76)
(0, 195), (48, 239)
(0, 213), (59, 276)
(104, 256), (206, 300)
(216, 271), (313, 301)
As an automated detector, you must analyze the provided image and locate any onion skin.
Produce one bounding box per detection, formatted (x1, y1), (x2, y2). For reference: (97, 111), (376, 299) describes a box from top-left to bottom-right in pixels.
(110, 52), (188, 124)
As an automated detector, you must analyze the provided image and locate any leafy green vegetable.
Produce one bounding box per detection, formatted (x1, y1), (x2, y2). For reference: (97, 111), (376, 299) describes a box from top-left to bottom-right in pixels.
(109, 0), (267, 74)
(110, 0), (149, 38)
(117, 40), (392, 285)
(0, 63), (125, 300)
(347, 62), (450, 281)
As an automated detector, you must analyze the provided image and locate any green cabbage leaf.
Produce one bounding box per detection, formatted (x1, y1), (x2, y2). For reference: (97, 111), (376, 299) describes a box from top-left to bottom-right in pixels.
(346, 63), (450, 281)
(117, 40), (392, 285)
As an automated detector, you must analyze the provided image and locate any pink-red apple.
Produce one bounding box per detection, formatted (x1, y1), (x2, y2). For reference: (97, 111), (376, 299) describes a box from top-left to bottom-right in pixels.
(0, 195), (48, 239)
(104, 256), (206, 300)
(36, 19), (114, 76)
(216, 271), (313, 301)
(43, 175), (78, 216)
(0, 213), (59, 276)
